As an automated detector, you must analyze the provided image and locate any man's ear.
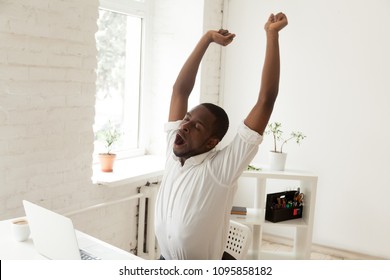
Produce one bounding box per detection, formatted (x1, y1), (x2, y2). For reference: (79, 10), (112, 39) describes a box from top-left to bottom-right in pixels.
(207, 137), (220, 149)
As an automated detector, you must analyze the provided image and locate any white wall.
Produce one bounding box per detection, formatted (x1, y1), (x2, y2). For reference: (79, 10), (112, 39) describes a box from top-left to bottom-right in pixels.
(146, 0), (224, 155)
(145, 0), (204, 156)
(221, 0), (390, 258)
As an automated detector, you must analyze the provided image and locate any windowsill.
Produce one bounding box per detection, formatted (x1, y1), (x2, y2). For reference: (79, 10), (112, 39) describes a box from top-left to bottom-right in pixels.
(92, 155), (165, 188)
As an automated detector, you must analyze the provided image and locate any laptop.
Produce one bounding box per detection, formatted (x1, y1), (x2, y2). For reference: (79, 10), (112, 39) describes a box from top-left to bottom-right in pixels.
(22, 200), (100, 260)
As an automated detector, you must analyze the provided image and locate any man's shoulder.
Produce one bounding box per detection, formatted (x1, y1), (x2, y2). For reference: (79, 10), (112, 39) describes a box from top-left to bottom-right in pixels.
(237, 121), (263, 145)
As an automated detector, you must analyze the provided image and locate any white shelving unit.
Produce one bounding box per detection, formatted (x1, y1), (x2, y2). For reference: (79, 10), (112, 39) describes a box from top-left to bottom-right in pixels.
(231, 169), (318, 260)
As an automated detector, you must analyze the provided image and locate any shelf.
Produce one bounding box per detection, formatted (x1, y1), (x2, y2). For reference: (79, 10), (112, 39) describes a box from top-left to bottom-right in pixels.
(230, 208), (263, 225)
(235, 168), (318, 260)
(92, 155), (164, 187)
(242, 169), (317, 180)
(264, 218), (308, 228)
(230, 208), (308, 228)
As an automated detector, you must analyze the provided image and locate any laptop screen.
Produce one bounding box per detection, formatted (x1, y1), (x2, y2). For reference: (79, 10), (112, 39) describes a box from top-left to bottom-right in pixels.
(23, 200), (82, 260)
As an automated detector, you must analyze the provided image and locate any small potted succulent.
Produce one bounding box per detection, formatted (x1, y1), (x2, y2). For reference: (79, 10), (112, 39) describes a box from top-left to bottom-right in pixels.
(265, 122), (306, 171)
(95, 120), (122, 172)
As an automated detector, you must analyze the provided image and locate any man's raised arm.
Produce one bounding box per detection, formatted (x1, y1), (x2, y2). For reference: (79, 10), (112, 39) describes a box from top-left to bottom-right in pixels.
(244, 13), (288, 135)
(169, 30), (235, 122)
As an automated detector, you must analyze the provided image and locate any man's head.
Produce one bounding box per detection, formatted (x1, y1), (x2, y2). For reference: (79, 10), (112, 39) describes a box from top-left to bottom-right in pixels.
(173, 103), (229, 161)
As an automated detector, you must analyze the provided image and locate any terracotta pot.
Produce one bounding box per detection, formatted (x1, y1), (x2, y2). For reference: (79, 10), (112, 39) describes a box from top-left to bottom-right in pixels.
(98, 153), (116, 172)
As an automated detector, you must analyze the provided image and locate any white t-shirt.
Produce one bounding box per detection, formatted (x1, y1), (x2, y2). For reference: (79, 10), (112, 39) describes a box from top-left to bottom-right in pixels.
(154, 120), (263, 259)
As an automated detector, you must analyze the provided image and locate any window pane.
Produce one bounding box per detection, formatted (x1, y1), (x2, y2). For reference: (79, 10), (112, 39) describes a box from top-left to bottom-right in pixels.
(94, 9), (142, 157)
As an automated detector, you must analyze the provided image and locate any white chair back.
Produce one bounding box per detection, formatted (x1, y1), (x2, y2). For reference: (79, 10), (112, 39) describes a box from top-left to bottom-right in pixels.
(224, 220), (252, 260)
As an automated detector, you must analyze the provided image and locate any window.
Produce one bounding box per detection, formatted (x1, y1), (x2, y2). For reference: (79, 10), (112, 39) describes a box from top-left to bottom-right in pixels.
(94, 0), (146, 160)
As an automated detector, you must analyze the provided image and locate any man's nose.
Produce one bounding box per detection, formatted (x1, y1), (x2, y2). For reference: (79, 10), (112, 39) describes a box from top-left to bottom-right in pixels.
(180, 121), (192, 133)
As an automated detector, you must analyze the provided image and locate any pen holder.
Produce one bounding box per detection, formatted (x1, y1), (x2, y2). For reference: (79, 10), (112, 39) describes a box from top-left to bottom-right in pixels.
(265, 190), (303, 223)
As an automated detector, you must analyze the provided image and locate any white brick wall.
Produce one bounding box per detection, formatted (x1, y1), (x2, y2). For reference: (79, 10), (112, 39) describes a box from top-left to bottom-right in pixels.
(0, 0), (99, 215)
(0, 0), (140, 252)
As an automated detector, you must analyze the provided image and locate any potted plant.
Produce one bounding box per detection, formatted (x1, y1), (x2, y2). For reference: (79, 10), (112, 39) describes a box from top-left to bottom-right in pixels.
(265, 122), (306, 171)
(95, 120), (122, 172)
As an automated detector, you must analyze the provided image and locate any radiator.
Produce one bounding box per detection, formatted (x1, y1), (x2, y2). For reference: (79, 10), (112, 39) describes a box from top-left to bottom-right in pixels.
(137, 182), (160, 260)
(64, 181), (160, 260)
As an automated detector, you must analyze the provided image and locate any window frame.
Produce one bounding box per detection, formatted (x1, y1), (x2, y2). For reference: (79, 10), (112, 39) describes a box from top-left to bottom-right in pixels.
(95, 0), (150, 160)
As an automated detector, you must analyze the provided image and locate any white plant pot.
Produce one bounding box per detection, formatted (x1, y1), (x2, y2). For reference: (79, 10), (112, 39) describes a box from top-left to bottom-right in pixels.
(268, 151), (287, 171)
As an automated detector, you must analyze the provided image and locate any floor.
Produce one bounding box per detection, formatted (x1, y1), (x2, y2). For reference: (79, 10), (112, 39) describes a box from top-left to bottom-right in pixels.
(261, 239), (342, 260)
(261, 235), (382, 260)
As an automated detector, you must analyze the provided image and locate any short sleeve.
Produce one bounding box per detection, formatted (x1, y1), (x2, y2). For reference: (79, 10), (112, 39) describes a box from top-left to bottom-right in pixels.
(237, 121), (263, 145)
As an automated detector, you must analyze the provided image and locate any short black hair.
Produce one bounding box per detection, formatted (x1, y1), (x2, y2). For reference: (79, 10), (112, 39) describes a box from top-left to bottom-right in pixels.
(200, 103), (229, 141)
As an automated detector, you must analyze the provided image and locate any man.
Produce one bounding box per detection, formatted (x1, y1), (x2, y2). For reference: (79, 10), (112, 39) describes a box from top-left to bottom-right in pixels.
(155, 13), (288, 260)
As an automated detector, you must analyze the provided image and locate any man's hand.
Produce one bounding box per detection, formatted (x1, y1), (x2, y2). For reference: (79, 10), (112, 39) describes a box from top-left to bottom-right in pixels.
(208, 29), (236, 46)
(264, 12), (288, 33)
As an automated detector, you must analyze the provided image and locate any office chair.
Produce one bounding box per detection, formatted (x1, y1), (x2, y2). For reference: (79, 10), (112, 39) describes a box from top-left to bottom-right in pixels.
(223, 220), (252, 260)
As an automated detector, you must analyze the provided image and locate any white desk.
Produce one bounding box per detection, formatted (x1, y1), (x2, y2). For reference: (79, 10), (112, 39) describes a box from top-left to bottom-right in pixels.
(0, 219), (142, 260)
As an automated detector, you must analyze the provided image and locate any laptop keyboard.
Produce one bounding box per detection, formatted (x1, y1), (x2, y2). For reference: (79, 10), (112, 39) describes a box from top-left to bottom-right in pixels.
(79, 249), (101, 260)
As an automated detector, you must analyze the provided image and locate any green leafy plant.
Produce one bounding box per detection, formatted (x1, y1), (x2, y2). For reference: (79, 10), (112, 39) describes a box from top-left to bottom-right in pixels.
(247, 164), (261, 171)
(95, 120), (122, 154)
(266, 122), (306, 153)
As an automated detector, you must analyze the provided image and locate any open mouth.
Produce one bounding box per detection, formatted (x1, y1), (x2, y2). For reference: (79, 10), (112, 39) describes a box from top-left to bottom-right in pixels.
(174, 132), (186, 146)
